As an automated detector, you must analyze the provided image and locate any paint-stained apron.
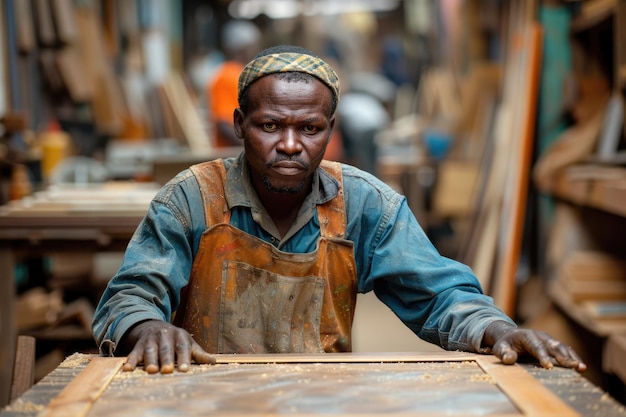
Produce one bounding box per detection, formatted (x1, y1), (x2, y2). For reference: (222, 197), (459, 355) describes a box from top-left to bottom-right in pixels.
(173, 160), (357, 354)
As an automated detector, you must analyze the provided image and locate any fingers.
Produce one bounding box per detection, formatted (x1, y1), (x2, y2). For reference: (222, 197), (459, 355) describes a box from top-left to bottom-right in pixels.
(492, 340), (518, 365)
(174, 332), (192, 372)
(121, 321), (215, 374)
(169, 332), (216, 371)
(491, 328), (586, 371)
(191, 342), (217, 365)
(122, 350), (140, 372)
(158, 328), (175, 374)
(545, 338), (587, 372)
(531, 337), (554, 369)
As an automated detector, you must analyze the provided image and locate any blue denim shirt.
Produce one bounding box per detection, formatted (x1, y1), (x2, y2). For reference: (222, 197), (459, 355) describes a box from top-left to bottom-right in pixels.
(93, 153), (515, 355)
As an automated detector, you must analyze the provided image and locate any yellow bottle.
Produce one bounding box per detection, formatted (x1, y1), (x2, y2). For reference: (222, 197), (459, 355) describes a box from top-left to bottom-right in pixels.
(40, 121), (72, 182)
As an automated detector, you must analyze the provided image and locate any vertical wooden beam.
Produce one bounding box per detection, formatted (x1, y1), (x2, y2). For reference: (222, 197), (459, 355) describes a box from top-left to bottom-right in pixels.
(492, 22), (543, 315)
(0, 249), (16, 408)
(9, 335), (35, 402)
(616, 0), (626, 90)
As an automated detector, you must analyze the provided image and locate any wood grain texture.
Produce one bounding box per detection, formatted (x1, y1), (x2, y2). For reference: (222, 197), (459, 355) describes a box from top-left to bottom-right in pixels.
(33, 0), (56, 46)
(492, 18), (543, 315)
(211, 351), (477, 364)
(13, 0), (35, 53)
(31, 353), (581, 417)
(37, 357), (125, 417)
(10, 336), (35, 403)
(476, 356), (580, 417)
(50, 0), (78, 45)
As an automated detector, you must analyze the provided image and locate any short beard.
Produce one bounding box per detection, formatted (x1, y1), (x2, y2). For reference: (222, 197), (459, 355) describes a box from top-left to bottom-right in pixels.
(263, 176), (305, 194)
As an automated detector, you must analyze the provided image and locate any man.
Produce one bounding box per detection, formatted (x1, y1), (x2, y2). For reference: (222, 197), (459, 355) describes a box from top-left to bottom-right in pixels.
(93, 45), (586, 375)
(206, 20), (261, 147)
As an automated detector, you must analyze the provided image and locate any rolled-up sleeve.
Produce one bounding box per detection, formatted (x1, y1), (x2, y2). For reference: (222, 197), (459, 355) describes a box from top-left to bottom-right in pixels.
(92, 177), (198, 355)
(344, 167), (516, 352)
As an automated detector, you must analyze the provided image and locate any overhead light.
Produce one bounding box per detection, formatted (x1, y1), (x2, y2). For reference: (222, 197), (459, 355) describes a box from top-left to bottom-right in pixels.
(228, 0), (400, 20)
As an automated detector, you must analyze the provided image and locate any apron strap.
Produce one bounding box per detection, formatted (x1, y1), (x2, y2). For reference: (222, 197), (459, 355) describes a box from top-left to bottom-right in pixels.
(189, 159), (346, 239)
(318, 160), (346, 239)
(189, 159), (231, 225)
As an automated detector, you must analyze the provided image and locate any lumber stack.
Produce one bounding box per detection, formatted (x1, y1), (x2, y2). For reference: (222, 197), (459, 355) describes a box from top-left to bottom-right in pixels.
(555, 250), (626, 330)
(3, 0), (213, 157)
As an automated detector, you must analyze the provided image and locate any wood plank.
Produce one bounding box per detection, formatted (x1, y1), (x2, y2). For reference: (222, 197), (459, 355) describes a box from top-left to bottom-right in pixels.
(559, 279), (626, 302)
(39, 50), (64, 94)
(0, 249), (16, 408)
(552, 173), (592, 206)
(34, 0), (56, 46)
(583, 300), (626, 319)
(211, 351), (478, 364)
(161, 74), (212, 153)
(38, 356), (125, 417)
(570, 0), (616, 34)
(465, 2), (542, 303)
(589, 179), (626, 217)
(432, 160), (480, 217)
(550, 280), (626, 336)
(91, 71), (124, 135)
(50, 0), (78, 45)
(10, 336), (36, 402)
(617, 1), (626, 89)
(13, 0), (36, 53)
(603, 333), (626, 385)
(476, 356), (579, 417)
(560, 250), (626, 282)
(56, 47), (93, 102)
(492, 21), (543, 315)
(73, 7), (123, 135)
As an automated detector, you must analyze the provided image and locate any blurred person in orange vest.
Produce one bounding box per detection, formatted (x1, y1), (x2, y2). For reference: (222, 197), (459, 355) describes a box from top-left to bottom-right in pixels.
(206, 20), (261, 147)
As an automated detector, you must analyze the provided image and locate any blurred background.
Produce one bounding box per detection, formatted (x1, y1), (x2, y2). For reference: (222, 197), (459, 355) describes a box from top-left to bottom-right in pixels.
(1, 0), (626, 407)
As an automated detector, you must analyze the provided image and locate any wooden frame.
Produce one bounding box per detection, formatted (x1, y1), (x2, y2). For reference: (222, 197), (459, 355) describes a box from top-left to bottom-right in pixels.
(39, 353), (579, 417)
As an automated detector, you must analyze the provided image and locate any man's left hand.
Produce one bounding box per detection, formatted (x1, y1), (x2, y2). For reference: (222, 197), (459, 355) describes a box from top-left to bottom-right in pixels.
(483, 321), (586, 371)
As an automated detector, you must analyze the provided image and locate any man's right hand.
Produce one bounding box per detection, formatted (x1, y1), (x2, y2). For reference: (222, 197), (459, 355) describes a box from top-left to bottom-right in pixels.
(120, 320), (216, 374)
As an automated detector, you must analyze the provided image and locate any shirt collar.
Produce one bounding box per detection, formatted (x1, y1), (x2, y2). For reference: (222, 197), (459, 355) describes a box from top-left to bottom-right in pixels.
(224, 152), (340, 238)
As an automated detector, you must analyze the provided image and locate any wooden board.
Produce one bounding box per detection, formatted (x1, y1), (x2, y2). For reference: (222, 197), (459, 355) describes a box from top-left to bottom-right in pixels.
(161, 74), (212, 153)
(491, 15), (543, 315)
(463, 2), (542, 302)
(0, 250), (16, 407)
(56, 47), (93, 102)
(9, 336), (35, 402)
(50, 0), (78, 45)
(13, 0), (35, 53)
(35, 353), (579, 417)
(38, 357), (125, 417)
(0, 183), (158, 218)
(33, 0), (56, 46)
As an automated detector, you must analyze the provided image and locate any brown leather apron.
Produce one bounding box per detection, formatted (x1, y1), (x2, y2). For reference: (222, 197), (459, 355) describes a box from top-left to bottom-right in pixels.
(173, 160), (357, 354)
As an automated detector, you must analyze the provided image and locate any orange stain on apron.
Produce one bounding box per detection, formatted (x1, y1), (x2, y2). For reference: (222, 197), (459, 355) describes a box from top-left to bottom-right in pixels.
(174, 160), (358, 354)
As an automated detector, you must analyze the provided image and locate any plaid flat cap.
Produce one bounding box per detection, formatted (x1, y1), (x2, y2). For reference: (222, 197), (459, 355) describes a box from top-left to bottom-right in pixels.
(238, 50), (340, 104)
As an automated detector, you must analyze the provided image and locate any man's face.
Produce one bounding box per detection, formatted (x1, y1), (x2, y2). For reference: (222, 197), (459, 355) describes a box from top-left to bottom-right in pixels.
(234, 74), (335, 196)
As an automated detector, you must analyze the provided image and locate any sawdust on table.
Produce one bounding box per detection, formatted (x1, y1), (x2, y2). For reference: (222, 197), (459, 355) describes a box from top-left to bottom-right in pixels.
(59, 352), (93, 368)
(2, 398), (45, 413)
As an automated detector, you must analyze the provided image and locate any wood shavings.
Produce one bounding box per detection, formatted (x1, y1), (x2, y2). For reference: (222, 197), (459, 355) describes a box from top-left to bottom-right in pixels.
(470, 373), (496, 384)
(2, 398), (45, 412)
(59, 352), (93, 368)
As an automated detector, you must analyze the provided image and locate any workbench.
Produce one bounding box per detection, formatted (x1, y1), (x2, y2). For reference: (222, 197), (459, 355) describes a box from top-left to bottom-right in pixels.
(0, 182), (158, 406)
(0, 149), (244, 406)
(1, 352), (625, 417)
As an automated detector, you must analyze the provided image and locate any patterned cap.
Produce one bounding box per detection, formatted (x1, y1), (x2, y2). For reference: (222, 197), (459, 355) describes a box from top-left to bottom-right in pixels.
(238, 51), (340, 104)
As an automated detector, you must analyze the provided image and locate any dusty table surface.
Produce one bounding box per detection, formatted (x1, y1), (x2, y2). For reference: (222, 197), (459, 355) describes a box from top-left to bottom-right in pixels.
(1, 353), (625, 417)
